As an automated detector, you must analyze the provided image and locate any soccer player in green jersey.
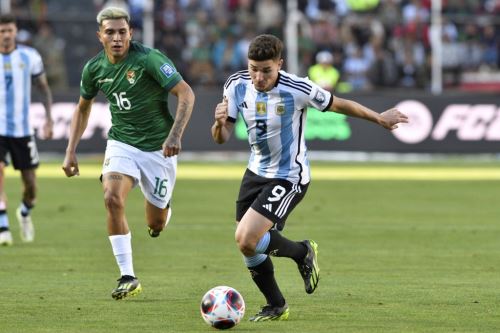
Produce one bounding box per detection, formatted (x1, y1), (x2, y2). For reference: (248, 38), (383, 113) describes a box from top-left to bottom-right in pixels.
(62, 7), (195, 300)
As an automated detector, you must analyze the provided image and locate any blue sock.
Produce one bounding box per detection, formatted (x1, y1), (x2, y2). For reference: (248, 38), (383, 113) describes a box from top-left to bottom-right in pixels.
(0, 210), (9, 229)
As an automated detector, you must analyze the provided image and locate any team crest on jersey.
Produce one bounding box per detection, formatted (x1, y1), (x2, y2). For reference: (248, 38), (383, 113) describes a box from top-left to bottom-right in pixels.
(256, 102), (267, 115)
(275, 103), (285, 115)
(126, 70), (136, 84)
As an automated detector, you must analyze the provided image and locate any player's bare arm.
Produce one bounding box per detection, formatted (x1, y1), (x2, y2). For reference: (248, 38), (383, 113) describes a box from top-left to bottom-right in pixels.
(211, 97), (234, 144)
(62, 97), (94, 177)
(329, 96), (409, 130)
(33, 73), (53, 139)
(162, 80), (195, 157)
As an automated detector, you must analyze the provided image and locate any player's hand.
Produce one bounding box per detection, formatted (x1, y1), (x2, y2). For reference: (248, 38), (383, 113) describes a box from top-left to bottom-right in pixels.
(162, 135), (181, 157)
(379, 108), (409, 130)
(43, 119), (54, 139)
(62, 153), (80, 177)
(214, 97), (228, 127)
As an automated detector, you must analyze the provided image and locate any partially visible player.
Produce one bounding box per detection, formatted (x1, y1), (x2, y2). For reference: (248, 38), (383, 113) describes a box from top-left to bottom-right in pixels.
(62, 7), (195, 299)
(211, 34), (408, 321)
(0, 14), (53, 246)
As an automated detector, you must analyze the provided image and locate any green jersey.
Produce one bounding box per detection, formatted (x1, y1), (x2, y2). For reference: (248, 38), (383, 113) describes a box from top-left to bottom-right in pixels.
(80, 41), (182, 151)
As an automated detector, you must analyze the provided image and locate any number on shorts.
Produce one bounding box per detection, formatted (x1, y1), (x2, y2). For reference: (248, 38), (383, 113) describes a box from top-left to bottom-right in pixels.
(267, 185), (286, 202)
(154, 177), (168, 198)
(28, 139), (39, 165)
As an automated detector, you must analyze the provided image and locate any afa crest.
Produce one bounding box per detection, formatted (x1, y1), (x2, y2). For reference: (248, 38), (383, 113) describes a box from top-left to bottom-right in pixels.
(275, 103), (285, 115)
(126, 70), (136, 84)
(256, 102), (267, 115)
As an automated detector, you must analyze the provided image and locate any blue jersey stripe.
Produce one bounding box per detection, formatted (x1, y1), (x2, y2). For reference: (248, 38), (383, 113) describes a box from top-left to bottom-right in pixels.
(20, 51), (31, 136)
(4, 54), (15, 136)
(254, 93), (271, 175)
(277, 90), (294, 178)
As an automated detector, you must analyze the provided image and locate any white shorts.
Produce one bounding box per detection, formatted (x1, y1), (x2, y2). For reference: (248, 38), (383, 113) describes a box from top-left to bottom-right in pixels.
(102, 140), (177, 209)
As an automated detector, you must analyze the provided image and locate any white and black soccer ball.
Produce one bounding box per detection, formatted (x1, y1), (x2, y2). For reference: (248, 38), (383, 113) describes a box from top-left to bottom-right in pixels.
(200, 286), (245, 330)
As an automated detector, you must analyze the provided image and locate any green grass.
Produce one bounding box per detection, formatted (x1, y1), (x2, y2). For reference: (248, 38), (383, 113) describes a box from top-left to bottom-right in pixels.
(1, 163), (499, 332)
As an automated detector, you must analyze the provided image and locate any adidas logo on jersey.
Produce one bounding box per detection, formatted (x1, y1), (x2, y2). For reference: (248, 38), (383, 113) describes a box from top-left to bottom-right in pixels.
(238, 101), (248, 109)
(262, 203), (272, 212)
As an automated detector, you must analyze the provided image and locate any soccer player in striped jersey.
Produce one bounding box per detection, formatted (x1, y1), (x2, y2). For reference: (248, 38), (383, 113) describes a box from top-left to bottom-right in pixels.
(0, 14), (53, 246)
(211, 34), (408, 321)
(62, 7), (195, 299)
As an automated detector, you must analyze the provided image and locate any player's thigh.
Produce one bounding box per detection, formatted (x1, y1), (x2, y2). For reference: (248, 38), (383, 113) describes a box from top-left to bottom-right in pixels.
(251, 178), (309, 231)
(102, 140), (141, 184)
(236, 207), (274, 246)
(6, 136), (39, 170)
(0, 136), (8, 165)
(101, 141), (140, 202)
(137, 151), (177, 210)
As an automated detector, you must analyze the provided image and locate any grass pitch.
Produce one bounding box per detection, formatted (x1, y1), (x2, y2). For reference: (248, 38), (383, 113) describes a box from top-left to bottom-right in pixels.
(1, 162), (499, 332)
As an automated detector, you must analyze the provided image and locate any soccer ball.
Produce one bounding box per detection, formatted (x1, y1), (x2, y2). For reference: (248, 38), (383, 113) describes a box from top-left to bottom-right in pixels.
(200, 286), (245, 330)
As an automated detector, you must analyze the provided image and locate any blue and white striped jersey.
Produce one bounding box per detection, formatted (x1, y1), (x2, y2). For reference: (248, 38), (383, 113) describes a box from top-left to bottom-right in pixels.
(224, 70), (333, 185)
(0, 45), (44, 137)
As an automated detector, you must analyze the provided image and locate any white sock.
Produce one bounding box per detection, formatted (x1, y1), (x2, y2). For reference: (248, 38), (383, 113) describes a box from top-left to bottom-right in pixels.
(166, 208), (172, 226)
(109, 232), (135, 277)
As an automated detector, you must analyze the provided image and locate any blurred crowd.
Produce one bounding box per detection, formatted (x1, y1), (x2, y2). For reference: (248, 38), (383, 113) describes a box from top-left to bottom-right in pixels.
(8, 0), (500, 92)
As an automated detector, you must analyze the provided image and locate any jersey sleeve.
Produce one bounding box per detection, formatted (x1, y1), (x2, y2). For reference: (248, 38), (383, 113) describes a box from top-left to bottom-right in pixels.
(30, 48), (44, 77)
(80, 62), (99, 100)
(145, 49), (182, 91)
(307, 80), (333, 112)
(223, 83), (238, 123)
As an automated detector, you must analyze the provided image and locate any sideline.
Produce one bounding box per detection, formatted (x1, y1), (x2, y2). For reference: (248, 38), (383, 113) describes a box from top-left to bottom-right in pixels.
(5, 163), (500, 180)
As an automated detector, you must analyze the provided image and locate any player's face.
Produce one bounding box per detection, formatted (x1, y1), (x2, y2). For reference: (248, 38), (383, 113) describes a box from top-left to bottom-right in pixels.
(97, 18), (132, 63)
(0, 23), (17, 52)
(248, 58), (283, 92)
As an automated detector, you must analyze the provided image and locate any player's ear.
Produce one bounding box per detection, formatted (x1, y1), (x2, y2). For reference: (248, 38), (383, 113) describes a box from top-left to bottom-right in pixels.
(277, 59), (283, 70)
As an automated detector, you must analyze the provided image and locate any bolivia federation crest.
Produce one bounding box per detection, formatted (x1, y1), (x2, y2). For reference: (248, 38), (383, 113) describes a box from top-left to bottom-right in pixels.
(126, 70), (136, 84)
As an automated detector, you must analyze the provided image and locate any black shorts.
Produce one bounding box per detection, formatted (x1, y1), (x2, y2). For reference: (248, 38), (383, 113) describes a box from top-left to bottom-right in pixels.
(236, 169), (309, 231)
(0, 135), (40, 170)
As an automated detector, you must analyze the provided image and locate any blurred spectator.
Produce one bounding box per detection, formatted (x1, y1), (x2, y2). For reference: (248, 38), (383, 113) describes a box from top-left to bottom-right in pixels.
(460, 23), (484, 71)
(343, 46), (372, 91)
(32, 22), (68, 90)
(8, 0), (500, 90)
(255, 0), (284, 36)
(212, 31), (243, 83)
(480, 23), (499, 69)
(310, 14), (339, 51)
(308, 50), (340, 91)
(368, 38), (399, 88)
(441, 30), (464, 86)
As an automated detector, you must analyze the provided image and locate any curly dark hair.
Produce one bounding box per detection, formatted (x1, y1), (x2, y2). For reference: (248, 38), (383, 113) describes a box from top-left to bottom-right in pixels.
(248, 34), (283, 61)
(0, 14), (16, 25)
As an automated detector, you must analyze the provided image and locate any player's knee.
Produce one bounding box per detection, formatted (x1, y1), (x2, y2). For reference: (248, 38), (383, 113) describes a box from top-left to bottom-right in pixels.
(103, 191), (125, 212)
(235, 232), (256, 256)
(147, 216), (165, 231)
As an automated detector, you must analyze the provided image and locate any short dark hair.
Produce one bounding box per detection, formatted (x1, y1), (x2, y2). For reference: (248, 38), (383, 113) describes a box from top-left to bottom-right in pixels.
(0, 14), (17, 25)
(248, 34), (283, 61)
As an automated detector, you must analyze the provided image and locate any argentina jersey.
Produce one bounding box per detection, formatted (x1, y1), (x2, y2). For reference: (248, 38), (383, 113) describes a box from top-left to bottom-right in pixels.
(224, 70), (333, 185)
(0, 45), (44, 137)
